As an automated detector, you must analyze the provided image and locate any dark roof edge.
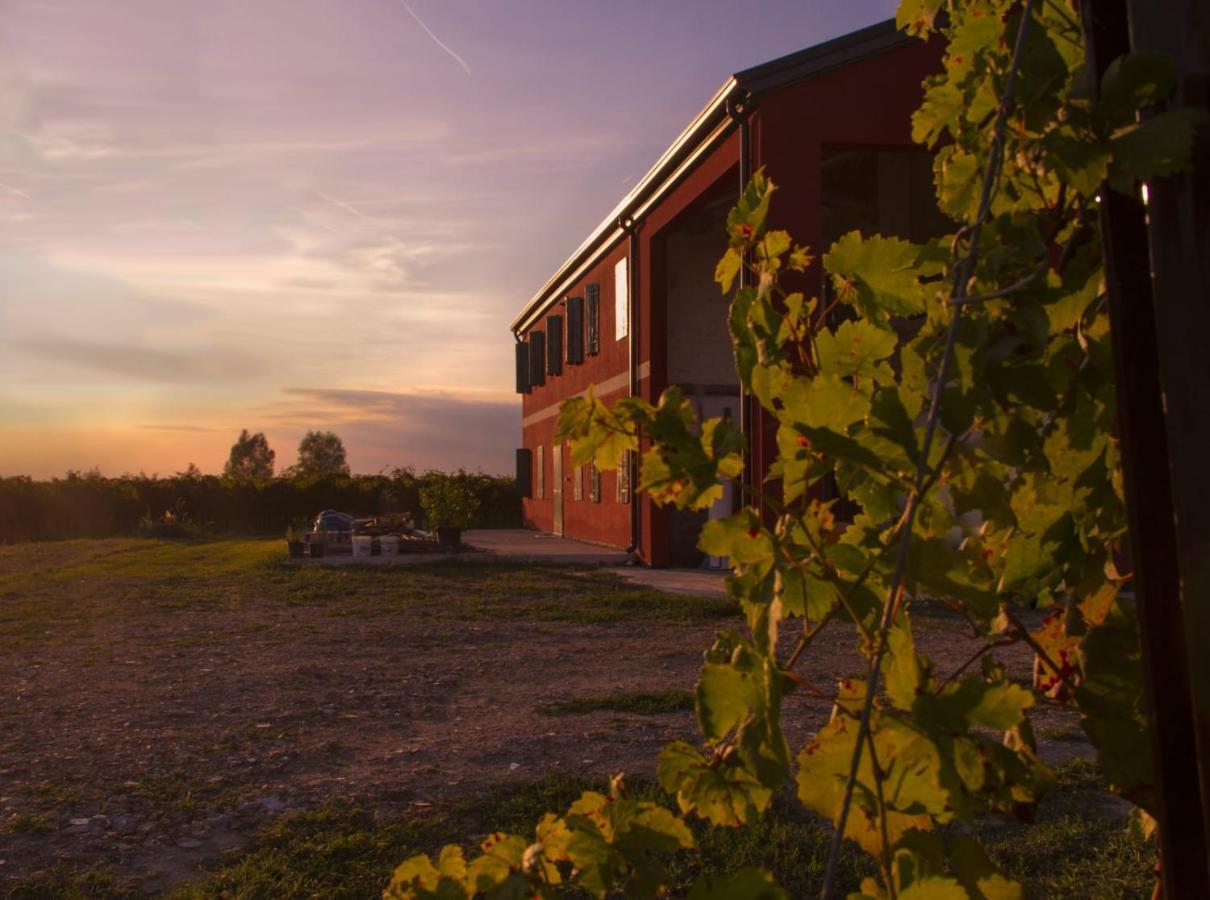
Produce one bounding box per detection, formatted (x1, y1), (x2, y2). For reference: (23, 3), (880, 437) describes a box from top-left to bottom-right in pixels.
(511, 18), (911, 335)
(733, 18), (909, 94)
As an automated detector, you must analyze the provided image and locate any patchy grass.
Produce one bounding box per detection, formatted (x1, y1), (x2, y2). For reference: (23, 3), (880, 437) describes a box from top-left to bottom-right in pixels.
(1037, 722), (1087, 742)
(152, 760), (1147, 899)
(0, 540), (733, 653)
(981, 757), (1154, 898)
(169, 804), (432, 900)
(540, 689), (696, 716)
(4, 866), (140, 900)
(5, 811), (54, 835)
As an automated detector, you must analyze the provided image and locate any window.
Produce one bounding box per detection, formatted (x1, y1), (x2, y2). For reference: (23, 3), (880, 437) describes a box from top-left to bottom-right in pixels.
(547, 315), (563, 376)
(589, 460), (601, 503)
(586, 284), (600, 356)
(514, 341), (530, 394)
(616, 450), (632, 504)
(515, 448), (532, 497)
(573, 463), (583, 500)
(529, 331), (545, 387)
(535, 444), (544, 499)
(566, 297), (584, 365)
(614, 257), (629, 341)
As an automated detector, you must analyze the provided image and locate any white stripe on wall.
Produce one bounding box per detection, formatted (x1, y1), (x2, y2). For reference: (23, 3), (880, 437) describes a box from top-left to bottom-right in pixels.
(522, 362), (651, 428)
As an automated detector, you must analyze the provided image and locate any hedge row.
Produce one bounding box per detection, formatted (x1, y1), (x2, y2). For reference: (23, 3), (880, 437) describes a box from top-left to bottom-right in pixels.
(0, 469), (520, 542)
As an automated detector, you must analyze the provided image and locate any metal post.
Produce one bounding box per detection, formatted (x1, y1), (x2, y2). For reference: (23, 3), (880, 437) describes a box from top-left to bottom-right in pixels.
(1082, 0), (1210, 893)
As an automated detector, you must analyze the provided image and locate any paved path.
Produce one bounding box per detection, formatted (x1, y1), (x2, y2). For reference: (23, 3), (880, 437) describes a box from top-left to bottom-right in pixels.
(614, 567), (729, 599)
(463, 529), (630, 565)
(299, 529), (730, 599)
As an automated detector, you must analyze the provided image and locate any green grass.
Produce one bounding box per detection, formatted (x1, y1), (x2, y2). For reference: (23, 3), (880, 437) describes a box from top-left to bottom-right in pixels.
(539, 689), (696, 716)
(0, 539), (736, 652)
(6, 811), (54, 835)
(3, 867), (140, 900)
(154, 760), (1149, 899)
(981, 757), (1154, 898)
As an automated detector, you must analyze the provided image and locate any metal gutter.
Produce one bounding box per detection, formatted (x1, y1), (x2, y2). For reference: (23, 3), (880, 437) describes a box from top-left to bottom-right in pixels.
(625, 220), (640, 555)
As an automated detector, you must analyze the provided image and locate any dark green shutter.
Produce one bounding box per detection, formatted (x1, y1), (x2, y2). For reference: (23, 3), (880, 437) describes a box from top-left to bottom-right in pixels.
(515, 341), (530, 393)
(529, 331), (545, 387)
(547, 315), (563, 375)
(586, 284), (600, 356)
(567, 297), (584, 365)
(515, 448), (532, 498)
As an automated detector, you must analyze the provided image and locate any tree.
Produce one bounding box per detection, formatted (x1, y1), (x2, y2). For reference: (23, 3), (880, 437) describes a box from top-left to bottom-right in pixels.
(293, 430), (350, 477)
(224, 430), (274, 479)
(176, 463), (203, 480)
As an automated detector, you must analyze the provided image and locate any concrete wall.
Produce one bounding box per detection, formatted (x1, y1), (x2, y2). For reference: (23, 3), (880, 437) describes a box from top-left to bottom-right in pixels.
(664, 198), (736, 388)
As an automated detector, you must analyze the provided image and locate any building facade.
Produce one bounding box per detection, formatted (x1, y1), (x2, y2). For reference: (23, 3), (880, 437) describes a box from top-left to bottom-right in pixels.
(512, 20), (947, 566)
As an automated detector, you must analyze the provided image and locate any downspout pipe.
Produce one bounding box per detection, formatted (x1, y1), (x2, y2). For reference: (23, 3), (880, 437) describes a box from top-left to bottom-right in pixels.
(728, 93), (754, 511)
(619, 213), (641, 560)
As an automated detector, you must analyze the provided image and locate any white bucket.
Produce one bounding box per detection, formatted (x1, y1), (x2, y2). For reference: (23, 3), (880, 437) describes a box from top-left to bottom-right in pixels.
(352, 536), (372, 559)
(380, 535), (400, 557)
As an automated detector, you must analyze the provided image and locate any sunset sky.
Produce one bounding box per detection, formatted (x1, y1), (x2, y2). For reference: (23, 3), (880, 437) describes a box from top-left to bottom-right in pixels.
(1, 0), (896, 478)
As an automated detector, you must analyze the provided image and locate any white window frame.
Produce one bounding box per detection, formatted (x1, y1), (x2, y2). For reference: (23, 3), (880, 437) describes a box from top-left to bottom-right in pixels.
(614, 257), (628, 341)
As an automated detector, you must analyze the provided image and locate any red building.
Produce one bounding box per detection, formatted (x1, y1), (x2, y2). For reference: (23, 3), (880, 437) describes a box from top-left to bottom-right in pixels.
(511, 20), (946, 566)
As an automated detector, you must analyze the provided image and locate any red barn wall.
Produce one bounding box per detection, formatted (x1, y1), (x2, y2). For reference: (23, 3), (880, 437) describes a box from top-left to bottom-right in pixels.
(520, 242), (633, 546)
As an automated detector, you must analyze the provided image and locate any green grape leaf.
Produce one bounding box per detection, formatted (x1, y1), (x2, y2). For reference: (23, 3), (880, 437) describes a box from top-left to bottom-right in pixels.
(1109, 108), (1206, 191)
(1043, 128), (1110, 198)
(697, 659), (763, 741)
(816, 319), (898, 381)
(824, 232), (926, 322)
(658, 741), (773, 826)
(896, 0), (943, 37)
(688, 868), (788, 900)
(897, 877), (970, 900)
(935, 146), (982, 221)
(796, 713), (937, 857)
(950, 835), (1024, 900)
(912, 80), (965, 148)
(1076, 599), (1156, 813)
(716, 247), (743, 294)
(699, 510), (773, 564)
(1099, 51), (1179, 118)
(885, 618), (924, 711)
(781, 375), (871, 432)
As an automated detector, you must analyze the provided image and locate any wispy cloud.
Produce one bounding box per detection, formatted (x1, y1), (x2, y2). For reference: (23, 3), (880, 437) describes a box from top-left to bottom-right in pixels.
(398, 0), (472, 76)
(12, 335), (267, 382)
(0, 181), (33, 200)
(313, 189), (391, 230)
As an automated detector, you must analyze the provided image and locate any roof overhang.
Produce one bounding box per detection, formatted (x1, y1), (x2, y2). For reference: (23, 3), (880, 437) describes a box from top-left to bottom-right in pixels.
(510, 18), (913, 336)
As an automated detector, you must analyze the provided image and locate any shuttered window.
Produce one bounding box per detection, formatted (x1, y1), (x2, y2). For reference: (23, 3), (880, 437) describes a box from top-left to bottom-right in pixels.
(536, 444), (544, 499)
(586, 284), (600, 356)
(566, 297), (584, 365)
(573, 463), (583, 500)
(515, 448), (532, 497)
(514, 341), (530, 394)
(616, 450), (632, 504)
(547, 315), (563, 376)
(529, 331), (545, 387)
(589, 461), (601, 503)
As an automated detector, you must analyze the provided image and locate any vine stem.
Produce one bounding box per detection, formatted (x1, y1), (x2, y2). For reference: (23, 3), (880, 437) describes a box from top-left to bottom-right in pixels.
(818, 6), (1037, 897)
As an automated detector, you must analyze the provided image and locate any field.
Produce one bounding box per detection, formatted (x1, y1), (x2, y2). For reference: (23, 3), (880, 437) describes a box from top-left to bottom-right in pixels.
(0, 539), (1152, 897)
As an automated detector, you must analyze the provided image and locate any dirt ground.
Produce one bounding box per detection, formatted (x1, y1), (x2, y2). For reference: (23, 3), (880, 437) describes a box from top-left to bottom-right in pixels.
(0, 539), (1089, 894)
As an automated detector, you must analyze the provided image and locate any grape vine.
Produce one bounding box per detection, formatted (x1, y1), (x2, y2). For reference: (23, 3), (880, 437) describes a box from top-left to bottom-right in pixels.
(383, 1), (1201, 897)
